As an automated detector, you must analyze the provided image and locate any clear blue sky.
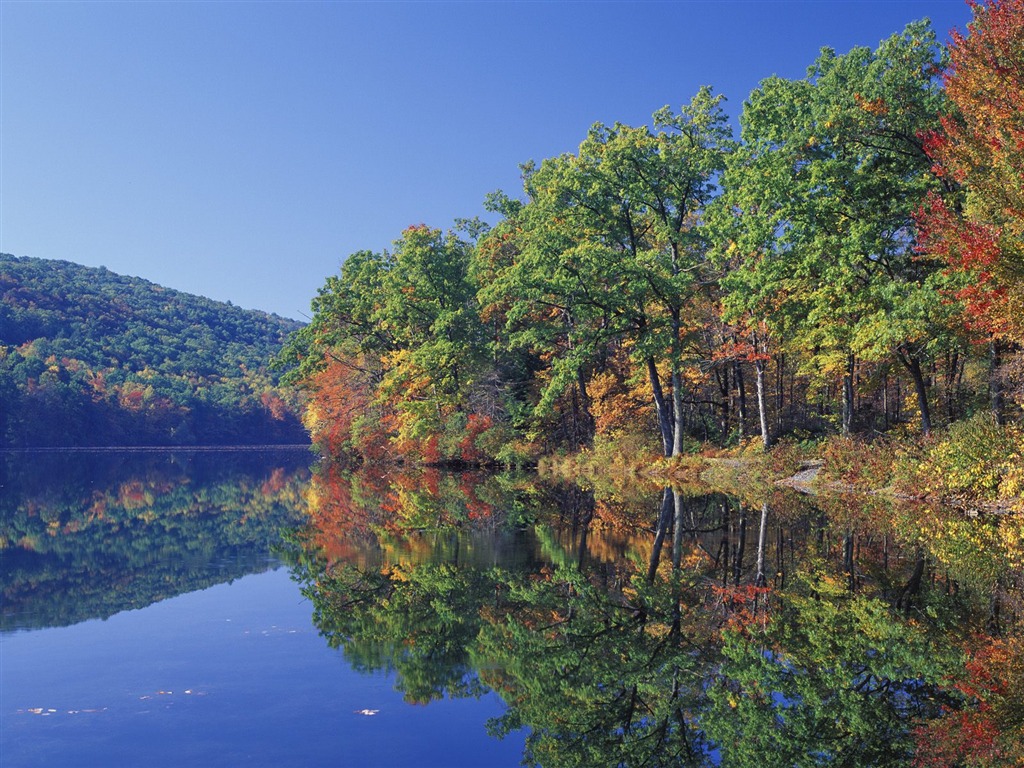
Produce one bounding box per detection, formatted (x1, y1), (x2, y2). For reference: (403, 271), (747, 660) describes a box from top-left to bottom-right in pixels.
(1, 1), (973, 321)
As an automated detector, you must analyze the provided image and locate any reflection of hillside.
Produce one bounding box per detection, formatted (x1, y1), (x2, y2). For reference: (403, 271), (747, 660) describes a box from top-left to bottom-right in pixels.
(0, 450), (311, 632)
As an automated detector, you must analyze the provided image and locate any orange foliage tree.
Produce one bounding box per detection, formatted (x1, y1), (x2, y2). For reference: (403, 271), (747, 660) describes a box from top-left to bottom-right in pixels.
(919, 0), (1024, 340)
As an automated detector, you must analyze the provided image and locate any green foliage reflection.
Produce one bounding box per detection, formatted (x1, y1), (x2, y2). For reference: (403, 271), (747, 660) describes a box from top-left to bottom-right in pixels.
(293, 467), (1014, 766)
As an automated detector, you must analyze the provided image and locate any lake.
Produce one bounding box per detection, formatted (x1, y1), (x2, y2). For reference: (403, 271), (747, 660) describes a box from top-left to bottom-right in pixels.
(2, 450), (1020, 766)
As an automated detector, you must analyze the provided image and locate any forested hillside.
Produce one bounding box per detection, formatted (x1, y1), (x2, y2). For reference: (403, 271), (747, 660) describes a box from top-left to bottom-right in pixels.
(0, 254), (307, 446)
(281, 7), (1024, 467)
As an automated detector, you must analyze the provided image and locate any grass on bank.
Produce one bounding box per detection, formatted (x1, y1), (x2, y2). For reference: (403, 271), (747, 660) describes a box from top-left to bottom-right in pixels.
(539, 414), (1024, 512)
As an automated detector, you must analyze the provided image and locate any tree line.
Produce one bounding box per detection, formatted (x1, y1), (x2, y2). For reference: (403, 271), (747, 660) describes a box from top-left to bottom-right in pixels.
(282, 5), (1024, 465)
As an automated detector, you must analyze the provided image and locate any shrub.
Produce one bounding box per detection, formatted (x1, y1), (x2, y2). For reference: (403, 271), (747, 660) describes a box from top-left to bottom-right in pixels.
(818, 436), (898, 489)
(913, 414), (1023, 501)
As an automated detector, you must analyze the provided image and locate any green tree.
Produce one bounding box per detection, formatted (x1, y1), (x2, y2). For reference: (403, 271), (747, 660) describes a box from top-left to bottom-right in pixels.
(482, 89), (733, 455)
(718, 22), (960, 436)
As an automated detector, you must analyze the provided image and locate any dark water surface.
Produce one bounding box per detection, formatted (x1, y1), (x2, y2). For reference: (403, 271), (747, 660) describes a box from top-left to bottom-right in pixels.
(2, 451), (1020, 766)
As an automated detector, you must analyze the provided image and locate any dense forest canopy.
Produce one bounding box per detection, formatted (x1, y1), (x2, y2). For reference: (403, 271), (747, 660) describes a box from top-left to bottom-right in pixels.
(281, 7), (1024, 466)
(0, 254), (307, 446)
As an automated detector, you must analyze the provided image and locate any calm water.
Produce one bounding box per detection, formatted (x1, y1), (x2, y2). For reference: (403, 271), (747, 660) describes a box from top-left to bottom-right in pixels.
(0, 451), (524, 768)
(2, 451), (1019, 766)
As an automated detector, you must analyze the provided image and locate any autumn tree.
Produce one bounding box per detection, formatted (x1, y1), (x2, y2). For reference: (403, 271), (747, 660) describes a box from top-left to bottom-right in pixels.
(917, 0), (1024, 420)
(719, 22), (961, 436)
(278, 249), (396, 457)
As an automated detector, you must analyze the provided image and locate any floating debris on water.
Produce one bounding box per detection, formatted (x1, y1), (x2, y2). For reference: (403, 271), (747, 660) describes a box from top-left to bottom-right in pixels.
(18, 707), (106, 716)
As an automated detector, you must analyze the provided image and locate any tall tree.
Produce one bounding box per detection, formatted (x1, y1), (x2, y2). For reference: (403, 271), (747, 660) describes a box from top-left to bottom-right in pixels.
(719, 22), (960, 436)
(483, 88), (733, 455)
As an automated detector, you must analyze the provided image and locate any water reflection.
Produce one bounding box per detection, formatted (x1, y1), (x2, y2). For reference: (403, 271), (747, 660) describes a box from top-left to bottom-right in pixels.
(0, 449), (310, 632)
(4, 452), (1020, 763)
(293, 464), (1024, 766)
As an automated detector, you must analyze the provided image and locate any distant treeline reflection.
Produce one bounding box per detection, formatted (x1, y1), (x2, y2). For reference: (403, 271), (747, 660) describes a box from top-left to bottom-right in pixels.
(0, 450), (310, 632)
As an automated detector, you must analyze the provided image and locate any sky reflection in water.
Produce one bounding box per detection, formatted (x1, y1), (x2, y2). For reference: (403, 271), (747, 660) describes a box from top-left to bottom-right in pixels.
(0, 452), (524, 768)
(2, 452), (1019, 766)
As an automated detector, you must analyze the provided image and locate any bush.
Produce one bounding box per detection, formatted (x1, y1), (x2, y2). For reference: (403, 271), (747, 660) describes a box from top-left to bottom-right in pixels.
(818, 436), (899, 489)
(914, 414), (1023, 501)
(763, 438), (815, 479)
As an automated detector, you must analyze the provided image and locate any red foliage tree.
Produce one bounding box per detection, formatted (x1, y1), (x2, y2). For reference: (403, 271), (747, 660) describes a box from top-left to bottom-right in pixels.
(918, 0), (1024, 339)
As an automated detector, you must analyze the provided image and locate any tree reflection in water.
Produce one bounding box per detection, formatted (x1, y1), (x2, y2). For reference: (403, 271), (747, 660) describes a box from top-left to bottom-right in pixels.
(291, 464), (1024, 766)
(0, 449), (310, 632)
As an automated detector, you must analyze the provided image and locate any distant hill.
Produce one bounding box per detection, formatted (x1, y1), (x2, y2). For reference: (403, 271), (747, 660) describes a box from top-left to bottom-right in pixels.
(0, 254), (309, 447)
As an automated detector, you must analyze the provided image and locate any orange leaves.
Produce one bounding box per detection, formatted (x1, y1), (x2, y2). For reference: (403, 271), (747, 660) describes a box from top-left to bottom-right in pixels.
(853, 92), (890, 116)
(917, 0), (1024, 341)
(587, 368), (650, 438)
(712, 583), (773, 636)
(260, 391), (289, 421)
(304, 353), (392, 460)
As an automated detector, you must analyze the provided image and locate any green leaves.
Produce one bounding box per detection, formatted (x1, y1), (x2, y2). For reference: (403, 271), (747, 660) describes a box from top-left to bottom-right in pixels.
(481, 91), (734, 451)
(706, 570), (956, 767)
(717, 21), (958, 433)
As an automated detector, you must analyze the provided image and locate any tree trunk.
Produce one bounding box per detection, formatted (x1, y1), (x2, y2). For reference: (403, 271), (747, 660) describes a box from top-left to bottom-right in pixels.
(900, 352), (932, 436)
(671, 311), (686, 457)
(896, 551), (926, 613)
(575, 368), (596, 447)
(990, 339), (1005, 426)
(945, 349), (960, 423)
(988, 586), (1002, 635)
(671, 366), (685, 457)
(776, 525), (786, 590)
(755, 503), (769, 587)
(647, 357), (674, 457)
(895, 376), (901, 424)
(776, 353), (785, 433)
(732, 505), (747, 586)
(755, 358), (772, 449)
(882, 370), (889, 431)
(734, 361), (747, 442)
(647, 488), (675, 583)
(842, 354), (855, 437)
(843, 532), (856, 592)
(717, 366), (730, 442)
(672, 491), (685, 571)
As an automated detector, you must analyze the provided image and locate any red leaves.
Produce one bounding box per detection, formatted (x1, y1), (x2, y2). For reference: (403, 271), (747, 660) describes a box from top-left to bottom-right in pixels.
(917, 194), (1003, 271)
(459, 413), (495, 463)
(912, 636), (1016, 768)
(912, 710), (1002, 768)
(916, 193), (1011, 336)
(917, 0), (1024, 339)
(712, 583), (772, 636)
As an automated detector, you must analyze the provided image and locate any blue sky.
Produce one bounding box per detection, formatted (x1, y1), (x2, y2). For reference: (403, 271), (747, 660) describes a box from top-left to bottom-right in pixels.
(1, 1), (973, 321)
